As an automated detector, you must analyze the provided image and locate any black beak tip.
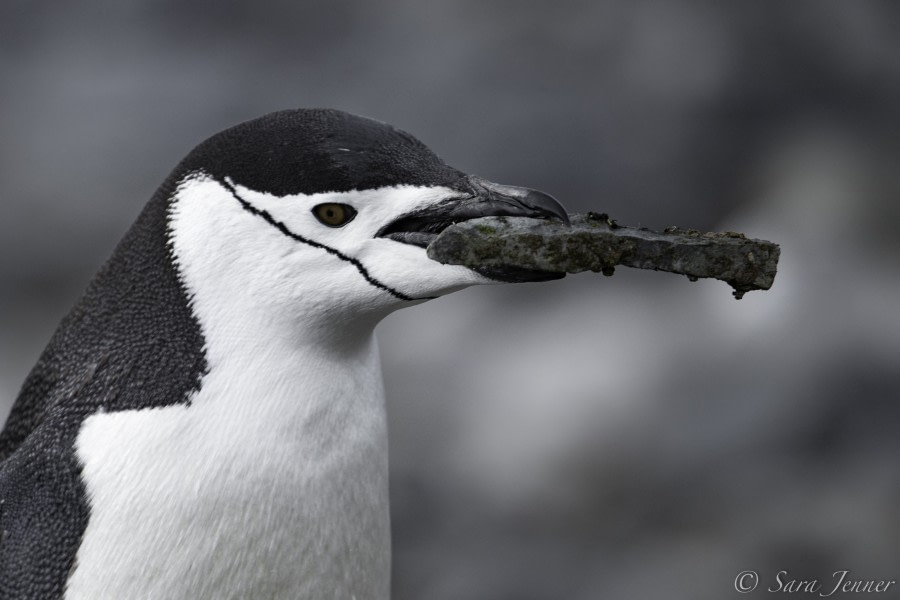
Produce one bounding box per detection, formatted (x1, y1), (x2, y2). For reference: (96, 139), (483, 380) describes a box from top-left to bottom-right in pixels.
(523, 188), (570, 225)
(470, 176), (570, 225)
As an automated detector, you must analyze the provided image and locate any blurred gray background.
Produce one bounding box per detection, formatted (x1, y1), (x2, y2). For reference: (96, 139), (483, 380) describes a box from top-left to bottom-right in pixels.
(2, 1), (899, 598)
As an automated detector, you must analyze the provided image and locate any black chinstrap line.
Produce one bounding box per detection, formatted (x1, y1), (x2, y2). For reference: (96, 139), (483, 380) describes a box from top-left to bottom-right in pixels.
(220, 178), (422, 302)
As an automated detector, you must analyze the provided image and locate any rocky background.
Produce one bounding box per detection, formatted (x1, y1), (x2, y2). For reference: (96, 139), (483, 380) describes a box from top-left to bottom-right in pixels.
(2, 1), (899, 598)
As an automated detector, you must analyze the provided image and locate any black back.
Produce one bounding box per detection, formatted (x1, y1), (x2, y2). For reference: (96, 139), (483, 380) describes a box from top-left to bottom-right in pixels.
(0, 170), (208, 598)
(0, 108), (454, 598)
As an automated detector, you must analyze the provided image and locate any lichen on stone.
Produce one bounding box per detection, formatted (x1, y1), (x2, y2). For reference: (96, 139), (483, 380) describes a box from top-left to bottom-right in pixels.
(427, 214), (780, 299)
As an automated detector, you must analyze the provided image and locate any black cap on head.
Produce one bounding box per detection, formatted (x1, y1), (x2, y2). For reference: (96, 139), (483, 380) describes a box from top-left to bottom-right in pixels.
(177, 109), (467, 196)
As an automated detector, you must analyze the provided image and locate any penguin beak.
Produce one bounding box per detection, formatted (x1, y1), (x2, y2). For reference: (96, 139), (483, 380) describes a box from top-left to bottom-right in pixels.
(376, 176), (569, 282)
(448, 176), (570, 226)
(376, 176), (569, 249)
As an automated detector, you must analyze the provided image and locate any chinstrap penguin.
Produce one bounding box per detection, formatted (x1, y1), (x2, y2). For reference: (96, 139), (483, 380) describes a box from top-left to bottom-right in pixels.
(0, 108), (568, 600)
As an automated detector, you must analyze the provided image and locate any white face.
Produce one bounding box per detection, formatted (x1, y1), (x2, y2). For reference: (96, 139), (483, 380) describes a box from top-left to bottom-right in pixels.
(167, 173), (493, 334)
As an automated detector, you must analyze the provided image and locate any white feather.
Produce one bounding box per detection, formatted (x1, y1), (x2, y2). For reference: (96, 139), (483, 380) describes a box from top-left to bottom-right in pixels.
(65, 175), (492, 599)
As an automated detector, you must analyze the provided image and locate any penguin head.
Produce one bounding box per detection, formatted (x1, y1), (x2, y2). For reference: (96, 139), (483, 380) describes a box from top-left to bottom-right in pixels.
(166, 109), (567, 329)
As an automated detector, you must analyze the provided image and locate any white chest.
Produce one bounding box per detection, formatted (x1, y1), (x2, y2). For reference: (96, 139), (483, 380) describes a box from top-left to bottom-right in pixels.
(65, 339), (391, 600)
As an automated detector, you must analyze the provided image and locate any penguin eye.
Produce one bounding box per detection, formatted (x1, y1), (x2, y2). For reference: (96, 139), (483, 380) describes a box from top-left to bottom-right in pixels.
(312, 203), (357, 227)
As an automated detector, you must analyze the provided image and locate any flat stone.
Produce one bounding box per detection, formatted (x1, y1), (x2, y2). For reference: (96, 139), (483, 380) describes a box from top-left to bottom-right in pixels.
(427, 213), (781, 299)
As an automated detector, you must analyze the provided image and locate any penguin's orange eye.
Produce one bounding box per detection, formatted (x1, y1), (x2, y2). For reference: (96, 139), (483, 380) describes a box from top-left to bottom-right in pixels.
(312, 203), (357, 227)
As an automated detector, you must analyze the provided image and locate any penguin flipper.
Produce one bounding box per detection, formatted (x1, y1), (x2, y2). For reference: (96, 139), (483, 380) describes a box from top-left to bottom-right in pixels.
(0, 354), (113, 600)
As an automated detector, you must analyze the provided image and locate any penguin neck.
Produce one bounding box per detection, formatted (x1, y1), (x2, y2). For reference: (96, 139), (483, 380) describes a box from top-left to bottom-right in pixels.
(165, 179), (391, 432)
(69, 211), (394, 598)
(199, 295), (385, 367)
(195, 300), (386, 433)
(67, 173), (400, 600)
(69, 274), (393, 600)
(161, 212), (394, 597)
